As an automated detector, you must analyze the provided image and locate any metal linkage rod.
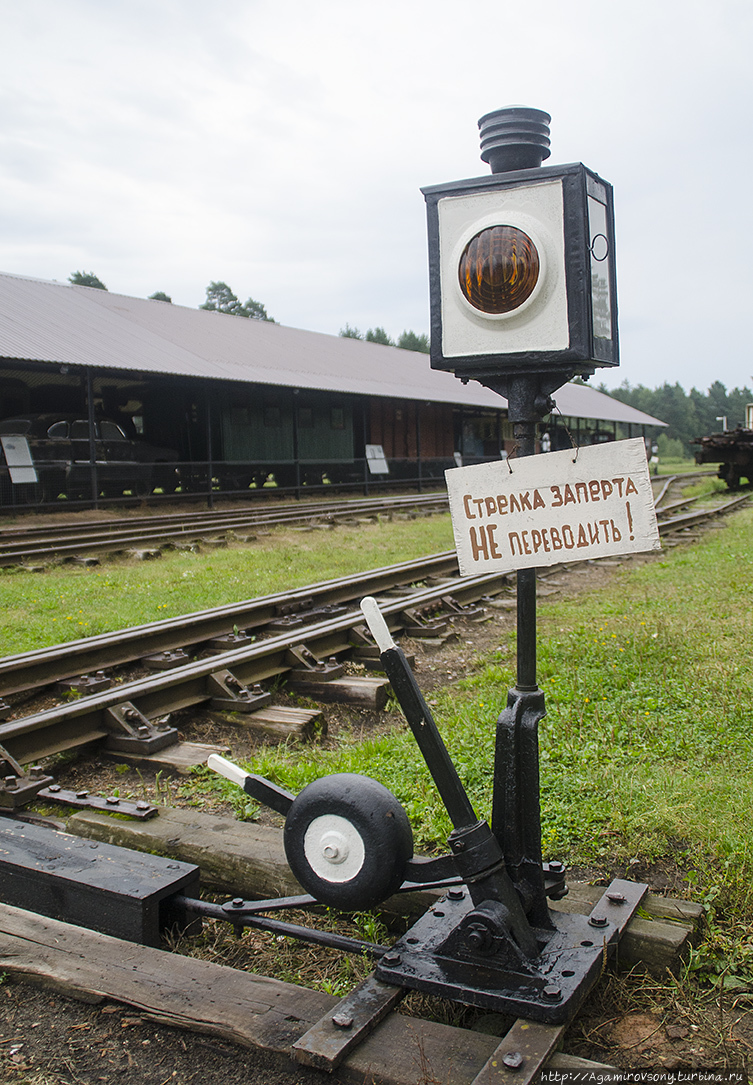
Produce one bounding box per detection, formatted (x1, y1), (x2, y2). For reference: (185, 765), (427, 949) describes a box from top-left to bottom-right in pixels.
(175, 895), (389, 958)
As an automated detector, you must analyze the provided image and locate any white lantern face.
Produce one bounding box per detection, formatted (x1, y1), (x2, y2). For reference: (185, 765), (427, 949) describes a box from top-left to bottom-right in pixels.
(437, 179), (569, 359)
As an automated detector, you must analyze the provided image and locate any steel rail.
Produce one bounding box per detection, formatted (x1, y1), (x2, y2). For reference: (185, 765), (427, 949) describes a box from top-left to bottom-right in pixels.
(654, 494), (701, 517)
(651, 470), (719, 507)
(0, 493), (449, 566)
(655, 492), (751, 532)
(0, 492), (449, 539)
(0, 472), (720, 564)
(0, 570), (506, 765)
(652, 474), (680, 507)
(0, 551), (461, 697)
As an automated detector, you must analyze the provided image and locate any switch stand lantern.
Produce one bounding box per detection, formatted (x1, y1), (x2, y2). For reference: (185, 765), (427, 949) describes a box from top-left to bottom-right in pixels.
(368, 104), (632, 1018)
(421, 109), (622, 918)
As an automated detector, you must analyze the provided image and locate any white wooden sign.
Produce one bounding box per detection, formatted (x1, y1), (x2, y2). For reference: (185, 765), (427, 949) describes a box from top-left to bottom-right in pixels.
(446, 437), (660, 575)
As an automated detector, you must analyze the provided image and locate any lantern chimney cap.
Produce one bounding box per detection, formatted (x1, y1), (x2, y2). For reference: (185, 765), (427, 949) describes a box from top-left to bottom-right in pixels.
(478, 106), (551, 174)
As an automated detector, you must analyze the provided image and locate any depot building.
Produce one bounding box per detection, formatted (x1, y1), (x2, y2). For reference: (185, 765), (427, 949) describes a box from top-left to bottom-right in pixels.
(0, 271), (665, 507)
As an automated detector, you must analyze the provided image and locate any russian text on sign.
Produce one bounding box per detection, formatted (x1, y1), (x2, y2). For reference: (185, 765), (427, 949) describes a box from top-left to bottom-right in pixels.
(446, 438), (660, 576)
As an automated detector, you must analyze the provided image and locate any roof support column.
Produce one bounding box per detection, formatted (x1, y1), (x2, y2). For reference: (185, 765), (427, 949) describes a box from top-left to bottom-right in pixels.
(292, 393), (301, 500)
(205, 398), (214, 509)
(85, 368), (98, 508)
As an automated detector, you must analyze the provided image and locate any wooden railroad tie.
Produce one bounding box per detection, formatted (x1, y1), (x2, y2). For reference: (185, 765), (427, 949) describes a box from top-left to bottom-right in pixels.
(66, 806), (702, 977)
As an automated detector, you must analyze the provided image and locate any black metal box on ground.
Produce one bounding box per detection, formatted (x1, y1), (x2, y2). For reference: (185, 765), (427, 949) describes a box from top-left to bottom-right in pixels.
(0, 819), (199, 946)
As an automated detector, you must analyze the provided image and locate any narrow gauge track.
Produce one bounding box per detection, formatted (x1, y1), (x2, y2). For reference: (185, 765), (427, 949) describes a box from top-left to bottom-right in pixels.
(0, 550), (462, 698)
(0, 564), (503, 765)
(0, 492), (448, 567)
(0, 487), (748, 771)
(651, 469), (717, 507)
(0, 471), (717, 567)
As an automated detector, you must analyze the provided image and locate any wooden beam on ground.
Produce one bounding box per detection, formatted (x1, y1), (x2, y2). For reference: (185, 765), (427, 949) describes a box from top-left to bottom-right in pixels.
(101, 740), (230, 774)
(69, 807), (303, 900)
(550, 883), (704, 974)
(470, 1020), (565, 1085)
(0, 903), (513, 1085)
(207, 705), (324, 743)
(288, 675), (390, 709)
(0, 903), (620, 1084)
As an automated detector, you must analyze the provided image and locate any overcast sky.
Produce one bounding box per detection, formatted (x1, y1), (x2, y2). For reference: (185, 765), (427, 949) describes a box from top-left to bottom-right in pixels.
(0, 0), (750, 395)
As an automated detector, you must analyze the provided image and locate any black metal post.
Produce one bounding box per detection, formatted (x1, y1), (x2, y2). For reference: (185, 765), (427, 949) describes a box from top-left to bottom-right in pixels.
(514, 420), (538, 692)
(292, 393), (301, 499)
(481, 373), (564, 927)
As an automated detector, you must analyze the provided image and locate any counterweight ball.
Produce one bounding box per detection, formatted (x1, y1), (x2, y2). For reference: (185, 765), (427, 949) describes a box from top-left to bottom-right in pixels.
(283, 774), (413, 909)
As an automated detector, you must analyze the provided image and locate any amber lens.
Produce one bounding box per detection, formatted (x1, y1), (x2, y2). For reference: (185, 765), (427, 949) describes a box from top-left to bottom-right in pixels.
(458, 225), (540, 314)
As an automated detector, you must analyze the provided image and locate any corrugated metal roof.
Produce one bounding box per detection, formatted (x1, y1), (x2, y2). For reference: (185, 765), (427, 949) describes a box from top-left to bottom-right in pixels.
(0, 271), (665, 427)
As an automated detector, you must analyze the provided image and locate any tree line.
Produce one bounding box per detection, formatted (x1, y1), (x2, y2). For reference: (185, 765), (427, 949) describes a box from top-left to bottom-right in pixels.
(339, 324), (429, 353)
(598, 379), (753, 456)
(68, 272), (273, 321)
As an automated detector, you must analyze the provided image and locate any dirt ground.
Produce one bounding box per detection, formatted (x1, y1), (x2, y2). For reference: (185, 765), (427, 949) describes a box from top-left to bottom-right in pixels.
(1, 540), (750, 1083)
(0, 983), (331, 1085)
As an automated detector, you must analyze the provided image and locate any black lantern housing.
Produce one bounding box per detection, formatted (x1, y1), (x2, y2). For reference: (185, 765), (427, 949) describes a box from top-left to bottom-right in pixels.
(421, 108), (619, 383)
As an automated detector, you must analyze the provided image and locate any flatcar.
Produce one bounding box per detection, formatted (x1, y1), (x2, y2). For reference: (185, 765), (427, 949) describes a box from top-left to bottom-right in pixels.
(692, 404), (753, 489)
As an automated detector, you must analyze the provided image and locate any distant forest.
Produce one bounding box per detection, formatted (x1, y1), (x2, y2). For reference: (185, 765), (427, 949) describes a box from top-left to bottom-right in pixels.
(596, 380), (753, 458)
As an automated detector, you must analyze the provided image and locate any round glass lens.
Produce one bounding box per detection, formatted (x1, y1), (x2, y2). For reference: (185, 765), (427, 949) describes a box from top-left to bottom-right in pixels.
(458, 225), (540, 314)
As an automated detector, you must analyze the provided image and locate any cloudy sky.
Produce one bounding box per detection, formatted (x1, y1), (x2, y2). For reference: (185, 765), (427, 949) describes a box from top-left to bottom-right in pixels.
(0, 0), (750, 394)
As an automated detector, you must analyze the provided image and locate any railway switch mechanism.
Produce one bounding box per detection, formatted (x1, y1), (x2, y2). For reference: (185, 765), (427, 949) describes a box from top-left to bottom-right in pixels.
(0, 108), (656, 1077)
(207, 106), (649, 1061)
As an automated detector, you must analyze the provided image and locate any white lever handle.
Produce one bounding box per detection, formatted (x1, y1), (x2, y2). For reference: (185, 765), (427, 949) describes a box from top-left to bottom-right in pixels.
(360, 596), (396, 652)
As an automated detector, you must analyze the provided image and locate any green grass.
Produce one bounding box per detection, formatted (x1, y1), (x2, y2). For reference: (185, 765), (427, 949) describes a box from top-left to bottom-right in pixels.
(0, 515), (455, 655)
(655, 456), (714, 476)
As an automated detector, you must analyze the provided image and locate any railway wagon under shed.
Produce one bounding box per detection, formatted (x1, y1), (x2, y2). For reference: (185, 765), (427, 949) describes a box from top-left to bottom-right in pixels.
(0, 272), (665, 509)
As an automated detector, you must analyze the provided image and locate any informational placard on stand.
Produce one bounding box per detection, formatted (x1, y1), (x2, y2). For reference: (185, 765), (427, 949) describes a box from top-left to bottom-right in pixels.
(0, 435), (37, 484)
(446, 437), (660, 575)
(365, 444), (389, 475)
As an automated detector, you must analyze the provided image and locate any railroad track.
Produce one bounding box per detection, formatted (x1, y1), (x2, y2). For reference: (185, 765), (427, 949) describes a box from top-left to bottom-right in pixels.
(0, 472), (728, 1083)
(0, 484), (748, 783)
(0, 550), (463, 699)
(0, 492), (448, 567)
(651, 468), (718, 507)
(0, 559), (504, 768)
(4, 477), (731, 703)
(0, 471), (720, 568)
